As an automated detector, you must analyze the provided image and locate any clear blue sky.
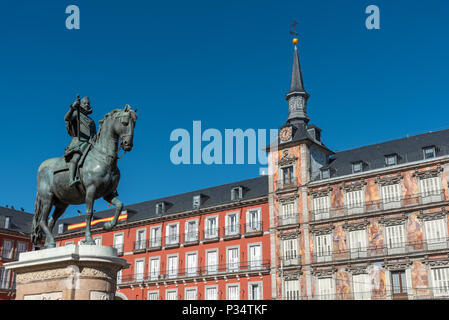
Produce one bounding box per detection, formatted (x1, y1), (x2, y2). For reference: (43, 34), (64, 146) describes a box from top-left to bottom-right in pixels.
(0, 0), (448, 218)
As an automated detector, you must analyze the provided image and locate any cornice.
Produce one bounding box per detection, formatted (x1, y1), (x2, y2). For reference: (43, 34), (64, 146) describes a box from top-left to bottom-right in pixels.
(340, 180), (367, 192)
(308, 186), (333, 198)
(278, 230), (301, 240)
(375, 174), (403, 186)
(412, 164), (443, 179)
(346, 264), (369, 275)
(382, 260), (412, 271)
(310, 224), (335, 235)
(311, 267), (337, 277)
(342, 219), (370, 232)
(417, 209), (448, 221)
(378, 214), (408, 226)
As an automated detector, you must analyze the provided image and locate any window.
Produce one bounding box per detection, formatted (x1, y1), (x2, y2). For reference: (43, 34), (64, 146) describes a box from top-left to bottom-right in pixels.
(185, 288), (198, 300)
(425, 219), (447, 249)
(205, 286), (218, 300)
(16, 241), (28, 258)
(166, 223), (179, 245)
(284, 279), (300, 300)
(185, 220), (198, 242)
(113, 234), (124, 255)
(156, 202), (165, 215)
(313, 196), (330, 220)
(246, 209), (261, 232)
(423, 146), (436, 159)
(231, 187), (243, 201)
(149, 257), (160, 280)
(205, 216), (218, 238)
(4, 217), (10, 229)
(280, 202), (297, 225)
(318, 277), (335, 300)
(166, 289), (178, 300)
(65, 241), (74, 246)
(136, 229), (146, 250)
(431, 268), (449, 297)
(225, 213), (239, 235)
(193, 195), (201, 209)
(385, 224), (405, 254)
(93, 237), (102, 246)
(150, 226), (161, 248)
(353, 273), (371, 300)
(391, 270), (407, 298)
(167, 255), (178, 279)
(282, 238), (298, 265)
(117, 270), (122, 284)
(134, 259), (145, 281)
(227, 247), (239, 272)
(385, 154), (397, 166)
(58, 223), (65, 234)
(419, 176), (442, 203)
(352, 162), (363, 174)
(349, 229), (368, 258)
(321, 168), (330, 180)
(0, 268), (11, 289)
(282, 166), (295, 185)
(148, 291), (159, 300)
(248, 244), (262, 269)
(345, 189), (364, 214)
(227, 284), (240, 300)
(315, 234), (332, 262)
(248, 282), (262, 300)
(2, 239), (13, 259)
(381, 183), (401, 209)
(206, 250), (218, 275)
(186, 252), (198, 276)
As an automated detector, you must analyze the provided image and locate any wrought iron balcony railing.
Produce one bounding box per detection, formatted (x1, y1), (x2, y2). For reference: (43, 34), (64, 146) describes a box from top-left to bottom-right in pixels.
(244, 222), (263, 235)
(223, 225), (241, 238)
(182, 231), (200, 244)
(310, 190), (446, 222)
(281, 254), (300, 267)
(278, 215), (299, 227)
(133, 240), (147, 252)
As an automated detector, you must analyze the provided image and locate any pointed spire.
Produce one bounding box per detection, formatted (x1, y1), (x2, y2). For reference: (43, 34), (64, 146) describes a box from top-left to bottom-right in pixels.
(285, 38), (309, 125)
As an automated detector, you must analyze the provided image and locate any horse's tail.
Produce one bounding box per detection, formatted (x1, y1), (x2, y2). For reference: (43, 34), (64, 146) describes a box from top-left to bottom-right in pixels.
(31, 192), (44, 246)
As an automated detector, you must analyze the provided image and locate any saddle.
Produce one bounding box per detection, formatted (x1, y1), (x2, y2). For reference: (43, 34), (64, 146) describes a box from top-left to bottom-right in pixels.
(53, 144), (92, 175)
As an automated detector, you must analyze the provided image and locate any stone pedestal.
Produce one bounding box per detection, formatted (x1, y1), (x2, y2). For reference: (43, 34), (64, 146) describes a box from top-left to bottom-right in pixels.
(4, 245), (129, 300)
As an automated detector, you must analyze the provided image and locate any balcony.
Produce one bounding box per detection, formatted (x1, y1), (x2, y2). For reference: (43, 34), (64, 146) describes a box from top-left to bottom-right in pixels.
(203, 228), (220, 243)
(112, 244), (124, 256)
(147, 238), (162, 251)
(223, 225), (241, 240)
(164, 234), (180, 249)
(311, 236), (449, 264)
(278, 215), (299, 227)
(183, 231), (200, 246)
(117, 260), (271, 285)
(133, 240), (147, 253)
(276, 178), (298, 193)
(244, 222), (263, 237)
(310, 190), (446, 222)
(281, 254), (300, 267)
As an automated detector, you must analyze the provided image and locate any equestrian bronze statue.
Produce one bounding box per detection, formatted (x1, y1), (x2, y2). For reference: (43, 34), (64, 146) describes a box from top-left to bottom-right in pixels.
(31, 96), (138, 248)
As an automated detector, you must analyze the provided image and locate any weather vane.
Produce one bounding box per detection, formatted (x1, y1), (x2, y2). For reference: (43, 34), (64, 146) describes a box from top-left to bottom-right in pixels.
(290, 20), (299, 45)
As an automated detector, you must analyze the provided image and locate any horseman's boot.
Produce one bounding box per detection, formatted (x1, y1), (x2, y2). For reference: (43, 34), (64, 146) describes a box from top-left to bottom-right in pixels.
(68, 161), (80, 187)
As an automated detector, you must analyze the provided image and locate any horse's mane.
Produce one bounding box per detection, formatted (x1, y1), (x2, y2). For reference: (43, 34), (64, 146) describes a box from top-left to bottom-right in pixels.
(91, 107), (137, 144)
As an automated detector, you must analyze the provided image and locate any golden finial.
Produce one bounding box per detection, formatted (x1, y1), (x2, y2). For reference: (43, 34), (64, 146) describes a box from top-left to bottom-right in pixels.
(292, 38), (299, 45)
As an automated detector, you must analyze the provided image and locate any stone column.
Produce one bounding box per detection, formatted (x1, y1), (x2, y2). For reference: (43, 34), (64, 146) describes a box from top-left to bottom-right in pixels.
(4, 245), (129, 300)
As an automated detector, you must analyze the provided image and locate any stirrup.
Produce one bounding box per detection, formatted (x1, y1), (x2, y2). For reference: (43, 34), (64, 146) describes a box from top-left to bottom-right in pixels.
(69, 179), (81, 187)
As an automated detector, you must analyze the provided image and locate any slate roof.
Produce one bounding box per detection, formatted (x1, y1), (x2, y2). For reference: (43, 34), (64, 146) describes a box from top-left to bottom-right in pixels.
(0, 206), (33, 235)
(56, 175), (268, 235)
(316, 128), (449, 181)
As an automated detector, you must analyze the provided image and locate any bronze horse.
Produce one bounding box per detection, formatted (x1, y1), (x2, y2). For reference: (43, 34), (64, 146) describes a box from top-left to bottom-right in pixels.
(31, 105), (137, 248)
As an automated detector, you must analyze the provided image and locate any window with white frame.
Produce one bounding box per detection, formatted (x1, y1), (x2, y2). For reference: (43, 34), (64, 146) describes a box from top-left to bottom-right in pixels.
(166, 289), (178, 300)
(150, 226), (161, 247)
(345, 189), (364, 214)
(282, 238), (298, 262)
(113, 233), (124, 254)
(149, 257), (160, 280)
(116, 269), (122, 284)
(227, 284), (240, 300)
(166, 223), (179, 245)
(385, 224), (405, 252)
(193, 195), (201, 209)
(136, 229), (146, 250)
(2, 239), (13, 259)
(231, 187), (243, 201)
(419, 176), (442, 203)
(423, 146), (436, 159)
(352, 273), (371, 300)
(352, 162), (363, 174)
(431, 267), (449, 297)
(425, 218), (447, 246)
(348, 229), (368, 257)
(134, 259), (145, 281)
(186, 252), (198, 276)
(206, 250), (218, 274)
(205, 216), (218, 238)
(185, 287), (197, 300)
(65, 241), (74, 246)
(0, 268), (10, 289)
(246, 209), (261, 232)
(282, 166), (295, 185)
(227, 247), (239, 272)
(148, 291), (159, 300)
(313, 196), (330, 220)
(225, 212), (239, 235)
(280, 202), (296, 225)
(315, 234), (332, 262)
(381, 183), (401, 208)
(284, 279), (300, 300)
(385, 154), (397, 166)
(318, 277), (335, 300)
(167, 255), (178, 279)
(248, 244), (262, 269)
(16, 241), (28, 258)
(185, 220), (198, 242)
(248, 282), (262, 300)
(205, 286), (218, 300)
(92, 237), (102, 246)
(155, 202), (165, 215)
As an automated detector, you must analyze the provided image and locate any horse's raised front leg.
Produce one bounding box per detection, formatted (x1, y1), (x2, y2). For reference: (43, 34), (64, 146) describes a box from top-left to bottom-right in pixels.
(103, 191), (123, 231)
(84, 186), (97, 245)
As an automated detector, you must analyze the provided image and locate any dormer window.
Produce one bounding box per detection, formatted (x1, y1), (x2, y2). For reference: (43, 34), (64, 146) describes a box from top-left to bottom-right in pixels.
(156, 202), (166, 215)
(4, 217), (10, 229)
(320, 168), (330, 180)
(193, 195), (201, 209)
(352, 162), (363, 174)
(58, 223), (65, 234)
(231, 187), (243, 201)
(385, 154), (398, 167)
(423, 146), (436, 159)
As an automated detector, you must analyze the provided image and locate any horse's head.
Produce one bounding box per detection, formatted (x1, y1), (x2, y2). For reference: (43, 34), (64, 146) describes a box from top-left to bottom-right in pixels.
(113, 104), (138, 152)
